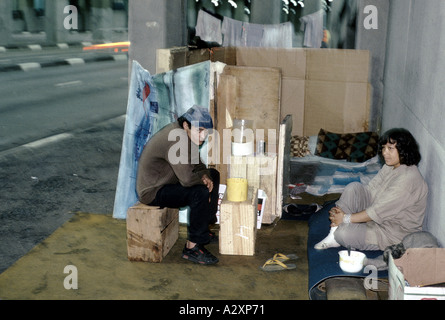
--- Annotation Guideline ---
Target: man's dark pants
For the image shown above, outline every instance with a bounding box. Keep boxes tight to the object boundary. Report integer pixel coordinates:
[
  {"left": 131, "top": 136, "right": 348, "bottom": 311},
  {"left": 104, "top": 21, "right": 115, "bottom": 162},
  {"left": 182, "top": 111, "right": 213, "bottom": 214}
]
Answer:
[{"left": 149, "top": 169, "right": 220, "bottom": 245}]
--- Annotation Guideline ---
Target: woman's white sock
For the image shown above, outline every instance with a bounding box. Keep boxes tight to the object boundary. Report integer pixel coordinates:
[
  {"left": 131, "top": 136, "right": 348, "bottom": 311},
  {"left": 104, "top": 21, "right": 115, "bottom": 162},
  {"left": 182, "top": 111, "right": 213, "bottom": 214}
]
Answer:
[{"left": 314, "top": 226, "right": 341, "bottom": 250}]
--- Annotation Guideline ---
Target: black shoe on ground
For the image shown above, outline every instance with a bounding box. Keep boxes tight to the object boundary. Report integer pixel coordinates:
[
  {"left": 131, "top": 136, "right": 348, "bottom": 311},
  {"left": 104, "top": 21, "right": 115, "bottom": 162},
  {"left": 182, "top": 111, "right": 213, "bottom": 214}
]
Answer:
[{"left": 182, "top": 244, "right": 219, "bottom": 265}]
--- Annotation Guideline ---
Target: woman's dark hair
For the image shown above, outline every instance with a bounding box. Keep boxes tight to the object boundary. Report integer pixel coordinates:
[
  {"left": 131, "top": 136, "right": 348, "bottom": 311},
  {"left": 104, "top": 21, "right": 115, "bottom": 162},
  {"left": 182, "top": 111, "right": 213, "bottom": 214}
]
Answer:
[{"left": 378, "top": 128, "right": 421, "bottom": 166}]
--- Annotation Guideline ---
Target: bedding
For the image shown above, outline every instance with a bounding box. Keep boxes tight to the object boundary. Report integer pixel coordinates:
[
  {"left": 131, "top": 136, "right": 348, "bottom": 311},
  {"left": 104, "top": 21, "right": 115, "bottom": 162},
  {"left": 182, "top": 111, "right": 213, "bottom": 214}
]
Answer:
[
  {"left": 307, "top": 201, "right": 387, "bottom": 300},
  {"left": 289, "top": 155, "right": 381, "bottom": 197},
  {"left": 315, "top": 129, "right": 379, "bottom": 163},
  {"left": 288, "top": 131, "right": 382, "bottom": 198}
]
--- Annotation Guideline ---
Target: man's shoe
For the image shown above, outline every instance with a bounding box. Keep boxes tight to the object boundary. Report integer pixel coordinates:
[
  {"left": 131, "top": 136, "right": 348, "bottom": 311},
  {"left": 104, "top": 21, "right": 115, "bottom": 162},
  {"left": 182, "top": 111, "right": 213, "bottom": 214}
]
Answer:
[
  {"left": 182, "top": 244, "right": 219, "bottom": 265},
  {"left": 208, "top": 231, "right": 218, "bottom": 244}
]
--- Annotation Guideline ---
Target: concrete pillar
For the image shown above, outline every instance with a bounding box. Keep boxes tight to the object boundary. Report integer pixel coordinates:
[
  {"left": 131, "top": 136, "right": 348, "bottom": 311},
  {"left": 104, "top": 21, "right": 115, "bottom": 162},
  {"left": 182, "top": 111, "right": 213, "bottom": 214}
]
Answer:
[
  {"left": 129, "top": 0, "right": 186, "bottom": 74},
  {"left": 250, "top": 0, "right": 282, "bottom": 24},
  {"left": 90, "top": 0, "right": 114, "bottom": 42},
  {"left": 355, "top": 0, "right": 390, "bottom": 132},
  {"left": 0, "top": 1, "right": 12, "bottom": 46},
  {"left": 45, "top": 0, "right": 70, "bottom": 45}
]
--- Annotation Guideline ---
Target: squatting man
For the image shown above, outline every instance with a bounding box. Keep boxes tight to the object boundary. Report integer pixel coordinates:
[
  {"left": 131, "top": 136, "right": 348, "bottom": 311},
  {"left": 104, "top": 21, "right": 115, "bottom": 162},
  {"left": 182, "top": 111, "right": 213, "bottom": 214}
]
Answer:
[{"left": 136, "top": 105, "right": 220, "bottom": 265}]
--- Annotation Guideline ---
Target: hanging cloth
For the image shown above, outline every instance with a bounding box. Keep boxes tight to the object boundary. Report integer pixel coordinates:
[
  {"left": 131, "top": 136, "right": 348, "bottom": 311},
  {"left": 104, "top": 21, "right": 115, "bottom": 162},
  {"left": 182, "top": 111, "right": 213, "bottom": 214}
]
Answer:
[
  {"left": 241, "top": 22, "right": 264, "bottom": 47},
  {"left": 299, "top": 9, "right": 325, "bottom": 48},
  {"left": 221, "top": 17, "right": 244, "bottom": 47},
  {"left": 195, "top": 9, "right": 223, "bottom": 45},
  {"left": 261, "top": 21, "right": 293, "bottom": 48}
]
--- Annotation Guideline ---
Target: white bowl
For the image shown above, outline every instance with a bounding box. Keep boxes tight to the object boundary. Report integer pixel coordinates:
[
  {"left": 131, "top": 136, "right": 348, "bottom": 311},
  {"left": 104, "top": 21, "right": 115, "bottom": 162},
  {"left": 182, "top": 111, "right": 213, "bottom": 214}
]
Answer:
[{"left": 338, "top": 250, "right": 366, "bottom": 273}]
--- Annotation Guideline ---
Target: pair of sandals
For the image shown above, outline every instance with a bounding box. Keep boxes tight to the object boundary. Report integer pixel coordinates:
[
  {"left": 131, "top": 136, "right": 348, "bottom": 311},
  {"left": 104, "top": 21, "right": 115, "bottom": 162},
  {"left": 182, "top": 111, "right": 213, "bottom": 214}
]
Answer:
[{"left": 260, "top": 253, "right": 298, "bottom": 272}]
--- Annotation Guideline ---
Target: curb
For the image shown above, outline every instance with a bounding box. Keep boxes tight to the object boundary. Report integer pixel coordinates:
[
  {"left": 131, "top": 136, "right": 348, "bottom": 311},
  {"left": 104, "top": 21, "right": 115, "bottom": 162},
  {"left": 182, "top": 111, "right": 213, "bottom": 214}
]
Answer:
[
  {"left": 0, "top": 53, "right": 128, "bottom": 73},
  {"left": 0, "top": 42, "right": 92, "bottom": 52}
]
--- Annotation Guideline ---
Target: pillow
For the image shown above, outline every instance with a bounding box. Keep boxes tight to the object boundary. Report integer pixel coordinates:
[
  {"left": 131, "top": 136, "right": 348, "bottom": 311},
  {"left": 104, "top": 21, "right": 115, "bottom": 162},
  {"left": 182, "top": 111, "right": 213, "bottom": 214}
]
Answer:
[
  {"left": 315, "top": 129, "right": 379, "bottom": 162},
  {"left": 290, "top": 135, "right": 310, "bottom": 157}
]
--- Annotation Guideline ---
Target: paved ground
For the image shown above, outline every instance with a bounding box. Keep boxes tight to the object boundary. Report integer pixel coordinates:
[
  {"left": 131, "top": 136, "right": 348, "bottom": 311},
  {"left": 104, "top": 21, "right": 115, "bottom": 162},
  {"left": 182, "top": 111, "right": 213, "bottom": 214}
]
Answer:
[{"left": 0, "top": 115, "right": 126, "bottom": 274}]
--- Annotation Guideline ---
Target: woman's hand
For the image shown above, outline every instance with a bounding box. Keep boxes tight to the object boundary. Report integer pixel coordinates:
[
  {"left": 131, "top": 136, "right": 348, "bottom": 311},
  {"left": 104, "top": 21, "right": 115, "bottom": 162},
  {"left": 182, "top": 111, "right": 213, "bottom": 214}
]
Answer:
[{"left": 329, "top": 206, "right": 345, "bottom": 227}]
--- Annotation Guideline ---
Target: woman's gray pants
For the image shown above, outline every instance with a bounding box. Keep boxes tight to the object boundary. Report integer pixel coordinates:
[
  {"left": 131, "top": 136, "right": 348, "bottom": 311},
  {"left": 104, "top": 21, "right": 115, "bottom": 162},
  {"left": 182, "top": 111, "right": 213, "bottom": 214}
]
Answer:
[{"left": 333, "top": 182, "right": 380, "bottom": 251}]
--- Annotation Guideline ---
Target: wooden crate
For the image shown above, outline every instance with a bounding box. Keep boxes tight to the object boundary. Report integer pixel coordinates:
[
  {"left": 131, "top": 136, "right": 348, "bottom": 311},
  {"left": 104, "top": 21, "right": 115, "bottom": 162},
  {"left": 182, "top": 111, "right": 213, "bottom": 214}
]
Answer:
[
  {"left": 126, "top": 203, "right": 179, "bottom": 263},
  {"left": 219, "top": 188, "right": 258, "bottom": 256}
]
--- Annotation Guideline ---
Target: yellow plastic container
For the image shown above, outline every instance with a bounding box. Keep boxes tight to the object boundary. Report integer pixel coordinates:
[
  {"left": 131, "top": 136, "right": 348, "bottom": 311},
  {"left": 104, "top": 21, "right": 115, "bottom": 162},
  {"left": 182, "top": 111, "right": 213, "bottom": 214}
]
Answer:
[{"left": 226, "top": 178, "right": 248, "bottom": 202}]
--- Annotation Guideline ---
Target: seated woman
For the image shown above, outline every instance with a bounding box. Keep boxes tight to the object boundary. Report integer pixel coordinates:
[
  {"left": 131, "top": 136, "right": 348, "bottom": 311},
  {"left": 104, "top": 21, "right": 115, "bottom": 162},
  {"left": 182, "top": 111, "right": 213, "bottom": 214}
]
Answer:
[{"left": 314, "top": 128, "right": 428, "bottom": 251}]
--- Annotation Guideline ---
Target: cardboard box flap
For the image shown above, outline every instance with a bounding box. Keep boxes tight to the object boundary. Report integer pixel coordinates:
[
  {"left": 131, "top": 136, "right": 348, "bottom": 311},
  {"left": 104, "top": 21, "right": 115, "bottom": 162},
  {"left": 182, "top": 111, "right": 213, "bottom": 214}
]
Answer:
[
  {"left": 236, "top": 47, "right": 306, "bottom": 79},
  {"left": 306, "top": 49, "right": 370, "bottom": 83},
  {"left": 395, "top": 248, "right": 445, "bottom": 287}
]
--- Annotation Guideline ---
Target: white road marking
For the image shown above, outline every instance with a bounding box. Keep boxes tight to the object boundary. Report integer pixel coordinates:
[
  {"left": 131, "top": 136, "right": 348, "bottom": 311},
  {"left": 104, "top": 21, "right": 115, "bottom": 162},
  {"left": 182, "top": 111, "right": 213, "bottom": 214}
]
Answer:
[
  {"left": 65, "top": 58, "right": 85, "bottom": 65},
  {"left": 23, "top": 133, "right": 74, "bottom": 149},
  {"left": 19, "top": 62, "right": 41, "bottom": 71},
  {"left": 55, "top": 80, "right": 83, "bottom": 88}
]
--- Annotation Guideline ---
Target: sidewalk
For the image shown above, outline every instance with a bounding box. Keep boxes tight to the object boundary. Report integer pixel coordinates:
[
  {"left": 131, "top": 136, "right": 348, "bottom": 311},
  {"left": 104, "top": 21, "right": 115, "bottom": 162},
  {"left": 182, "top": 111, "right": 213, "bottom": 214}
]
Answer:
[{"left": 0, "top": 42, "right": 128, "bottom": 73}]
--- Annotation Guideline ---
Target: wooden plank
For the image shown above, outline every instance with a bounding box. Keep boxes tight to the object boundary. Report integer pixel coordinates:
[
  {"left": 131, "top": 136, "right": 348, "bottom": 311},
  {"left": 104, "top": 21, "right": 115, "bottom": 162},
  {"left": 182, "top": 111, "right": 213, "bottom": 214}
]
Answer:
[
  {"left": 214, "top": 74, "right": 238, "bottom": 180},
  {"left": 257, "top": 154, "right": 277, "bottom": 224},
  {"left": 219, "top": 188, "right": 257, "bottom": 256},
  {"left": 276, "top": 115, "right": 292, "bottom": 220}
]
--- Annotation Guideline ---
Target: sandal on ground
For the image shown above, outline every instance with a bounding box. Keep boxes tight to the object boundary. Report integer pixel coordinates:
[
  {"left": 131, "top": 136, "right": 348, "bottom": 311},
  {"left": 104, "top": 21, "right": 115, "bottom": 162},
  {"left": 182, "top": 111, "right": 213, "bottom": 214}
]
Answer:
[
  {"left": 260, "top": 258, "right": 296, "bottom": 272},
  {"left": 182, "top": 244, "right": 219, "bottom": 265},
  {"left": 272, "top": 253, "right": 298, "bottom": 262}
]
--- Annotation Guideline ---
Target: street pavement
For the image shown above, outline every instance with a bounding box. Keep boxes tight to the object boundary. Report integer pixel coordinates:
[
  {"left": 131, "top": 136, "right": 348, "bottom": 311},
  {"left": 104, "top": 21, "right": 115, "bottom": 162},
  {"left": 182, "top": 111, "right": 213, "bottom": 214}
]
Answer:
[{"left": 0, "top": 46, "right": 129, "bottom": 274}]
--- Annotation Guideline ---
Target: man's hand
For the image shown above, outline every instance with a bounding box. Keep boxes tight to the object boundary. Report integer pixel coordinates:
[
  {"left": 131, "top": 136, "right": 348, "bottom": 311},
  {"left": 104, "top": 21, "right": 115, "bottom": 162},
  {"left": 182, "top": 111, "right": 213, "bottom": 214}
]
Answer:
[{"left": 201, "top": 174, "right": 213, "bottom": 193}]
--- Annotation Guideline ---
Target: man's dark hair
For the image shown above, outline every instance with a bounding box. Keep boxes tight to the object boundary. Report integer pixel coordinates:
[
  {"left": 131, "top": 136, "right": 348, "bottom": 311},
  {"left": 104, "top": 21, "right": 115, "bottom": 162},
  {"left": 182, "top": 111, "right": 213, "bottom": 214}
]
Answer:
[
  {"left": 178, "top": 116, "right": 191, "bottom": 129},
  {"left": 378, "top": 128, "right": 421, "bottom": 166}
]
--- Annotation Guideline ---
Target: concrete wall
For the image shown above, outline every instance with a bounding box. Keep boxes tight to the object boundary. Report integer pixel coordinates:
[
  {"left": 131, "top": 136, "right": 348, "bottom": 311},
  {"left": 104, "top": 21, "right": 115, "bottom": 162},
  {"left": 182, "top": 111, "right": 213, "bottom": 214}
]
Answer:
[
  {"left": 356, "top": 0, "right": 389, "bottom": 132},
  {"left": 382, "top": 0, "right": 445, "bottom": 246}
]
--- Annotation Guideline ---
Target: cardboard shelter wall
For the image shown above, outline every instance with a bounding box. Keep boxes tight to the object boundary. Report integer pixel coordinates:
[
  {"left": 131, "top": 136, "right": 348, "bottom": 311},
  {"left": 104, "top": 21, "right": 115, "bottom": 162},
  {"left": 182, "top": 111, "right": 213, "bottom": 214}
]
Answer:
[
  {"left": 157, "top": 46, "right": 372, "bottom": 138},
  {"left": 381, "top": 0, "right": 445, "bottom": 247}
]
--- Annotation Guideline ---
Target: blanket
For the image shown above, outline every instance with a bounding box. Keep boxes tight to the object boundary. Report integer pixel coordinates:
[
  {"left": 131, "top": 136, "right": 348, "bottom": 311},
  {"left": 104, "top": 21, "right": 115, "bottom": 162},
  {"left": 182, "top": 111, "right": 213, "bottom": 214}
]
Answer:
[{"left": 290, "top": 155, "right": 381, "bottom": 198}]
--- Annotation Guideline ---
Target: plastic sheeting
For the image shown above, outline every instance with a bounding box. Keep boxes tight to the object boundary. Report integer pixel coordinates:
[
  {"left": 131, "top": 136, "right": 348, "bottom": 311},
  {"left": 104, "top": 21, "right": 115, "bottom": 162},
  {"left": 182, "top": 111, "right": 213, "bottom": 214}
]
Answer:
[{"left": 112, "top": 60, "right": 212, "bottom": 219}]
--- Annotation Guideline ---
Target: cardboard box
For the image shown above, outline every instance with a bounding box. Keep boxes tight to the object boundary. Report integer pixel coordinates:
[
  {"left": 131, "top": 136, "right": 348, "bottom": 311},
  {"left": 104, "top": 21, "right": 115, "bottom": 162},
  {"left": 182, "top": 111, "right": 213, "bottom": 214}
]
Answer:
[
  {"left": 388, "top": 248, "right": 445, "bottom": 300},
  {"left": 281, "top": 78, "right": 305, "bottom": 136},
  {"left": 236, "top": 47, "right": 306, "bottom": 79},
  {"left": 304, "top": 80, "right": 371, "bottom": 136},
  {"left": 219, "top": 188, "right": 258, "bottom": 256},
  {"left": 305, "top": 49, "right": 370, "bottom": 83},
  {"left": 156, "top": 46, "right": 371, "bottom": 136},
  {"left": 235, "top": 47, "right": 371, "bottom": 136}
]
